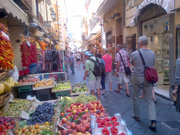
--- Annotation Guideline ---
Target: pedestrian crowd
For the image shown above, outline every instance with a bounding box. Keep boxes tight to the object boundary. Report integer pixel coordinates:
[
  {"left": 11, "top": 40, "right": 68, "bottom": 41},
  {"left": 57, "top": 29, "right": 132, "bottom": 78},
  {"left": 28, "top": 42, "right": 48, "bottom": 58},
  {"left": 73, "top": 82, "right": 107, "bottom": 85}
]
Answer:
[
  {"left": 82, "top": 35, "right": 157, "bottom": 131},
  {"left": 66, "top": 35, "right": 180, "bottom": 131}
]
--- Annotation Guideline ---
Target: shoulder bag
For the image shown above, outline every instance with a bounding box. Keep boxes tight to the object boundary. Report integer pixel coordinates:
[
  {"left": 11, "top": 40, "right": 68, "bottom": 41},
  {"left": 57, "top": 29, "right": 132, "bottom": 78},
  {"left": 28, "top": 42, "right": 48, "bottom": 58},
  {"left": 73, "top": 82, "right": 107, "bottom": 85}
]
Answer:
[
  {"left": 119, "top": 52, "right": 132, "bottom": 76},
  {"left": 138, "top": 50, "right": 158, "bottom": 83}
]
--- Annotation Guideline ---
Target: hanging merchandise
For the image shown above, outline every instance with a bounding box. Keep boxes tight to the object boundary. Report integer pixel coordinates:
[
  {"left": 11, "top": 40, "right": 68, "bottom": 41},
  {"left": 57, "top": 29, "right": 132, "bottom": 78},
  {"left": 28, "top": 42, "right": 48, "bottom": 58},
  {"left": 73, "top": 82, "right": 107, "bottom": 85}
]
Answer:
[
  {"left": 20, "top": 41, "right": 38, "bottom": 67},
  {"left": 42, "top": 50, "right": 63, "bottom": 72},
  {"left": 0, "top": 23, "right": 14, "bottom": 70}
]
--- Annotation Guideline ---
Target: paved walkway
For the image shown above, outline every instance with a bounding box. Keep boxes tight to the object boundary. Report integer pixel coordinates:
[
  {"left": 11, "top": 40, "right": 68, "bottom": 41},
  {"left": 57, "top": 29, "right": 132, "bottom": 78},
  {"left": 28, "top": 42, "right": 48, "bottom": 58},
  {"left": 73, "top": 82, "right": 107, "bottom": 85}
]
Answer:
[{"left": 68, "top": 64, "right": 180, "bottom": 135}]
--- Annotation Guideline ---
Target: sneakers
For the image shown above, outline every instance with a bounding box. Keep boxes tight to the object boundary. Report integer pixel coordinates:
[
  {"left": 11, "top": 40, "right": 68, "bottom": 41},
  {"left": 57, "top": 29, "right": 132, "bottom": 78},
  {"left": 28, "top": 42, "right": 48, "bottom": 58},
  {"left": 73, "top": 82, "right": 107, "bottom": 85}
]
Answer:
[{"left": 149, "top": 120, "right": 157, "bottom": 131}]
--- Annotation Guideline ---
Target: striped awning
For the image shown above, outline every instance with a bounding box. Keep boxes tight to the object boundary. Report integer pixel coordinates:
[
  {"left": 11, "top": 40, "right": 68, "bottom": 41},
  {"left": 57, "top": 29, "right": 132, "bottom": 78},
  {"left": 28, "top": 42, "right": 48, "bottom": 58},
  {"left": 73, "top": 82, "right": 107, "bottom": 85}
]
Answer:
[{"left": 0, "top": 0, "right": 28, "bottom": 25}]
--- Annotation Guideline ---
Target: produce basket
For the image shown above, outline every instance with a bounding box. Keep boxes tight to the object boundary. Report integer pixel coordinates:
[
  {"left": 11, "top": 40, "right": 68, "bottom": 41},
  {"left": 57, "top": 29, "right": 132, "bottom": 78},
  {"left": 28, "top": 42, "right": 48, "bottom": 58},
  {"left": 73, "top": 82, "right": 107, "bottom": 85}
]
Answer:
[
  {"left": 0, "top": 92, "right": 10, "bottom": 108},
  {"left": 18, "top": 85, "right": 35, "bottom": 99},
  {"left": 52, "top": 81, "right": 72, "bottom": 93},
  {"left": 71, "top": 82, "right": 90, "bottom": 96},
  {"left": 55, "top": 91, "right": 70, "bottom": 98},
  {"left": 35, "top": 89, "right": 53, "bottom": 101}
]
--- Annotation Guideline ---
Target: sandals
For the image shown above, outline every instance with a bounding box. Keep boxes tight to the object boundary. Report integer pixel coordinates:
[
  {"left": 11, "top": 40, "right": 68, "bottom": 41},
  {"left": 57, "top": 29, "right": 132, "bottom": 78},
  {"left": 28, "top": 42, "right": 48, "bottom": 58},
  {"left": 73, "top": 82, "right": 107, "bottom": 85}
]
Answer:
[
  {"left": 132, "top": 115, "right": 140, "bottom": 121},
  {"left": 114, "top": 90, "right": 120, "bottom": 93},
  {"left": 149, "top": 120, "right": 157, "bottom": 131}
]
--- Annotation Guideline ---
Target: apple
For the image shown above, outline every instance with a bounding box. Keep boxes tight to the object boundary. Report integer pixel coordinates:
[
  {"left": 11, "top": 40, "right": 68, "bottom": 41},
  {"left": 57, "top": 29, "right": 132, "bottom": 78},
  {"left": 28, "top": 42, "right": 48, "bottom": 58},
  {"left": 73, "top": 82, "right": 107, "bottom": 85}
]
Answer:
[
  {"left": 62, "top": 130, "right": 67, "bottom": 135},
  {"left": 84, "top": 123, "right": 90, "bottom": 130},
  {"left": 66, "top": 108, "right": 71, "bottom": 112},
  {"left": 80, "top": 103, "right": 84, "bottom": 107},
  {"left": 73, "top": 115, "right": 78, "bottom": 120},
  {"left": 62, "top": 117, "right": 67, "bottom": 124},
  {"left": 61, "top": 112, "right": 65, "bottom": 117},
  {"left": 35, "top": 124, "right": 39, "bottom": 129},
  {"left": 71, "top": 122, "right": 76, "bottom": 129},
  {"left": 68, "top": 129, "right": 73, "bottom": 134},
  {"left": 80, "top": 126, "right": 86, "bottom": 133},
  {"left": 76, "top": 124, "right": 81, "bottom": 132},
  {"left": 82, "top": 114, "right": 87, "bottom": 120},
  {"left": 72, "top": 109, "right": 77, "bottom": 115},
  {"left": 67, "top": 125, "right": 71, "bottom": 129},
  {"left": 72, "top": 130, "right": 77, "bottom": 134},
  {"left": 57, "top": 131, "right": 62, "bottom": 135},
  {"left": 67, "top": 121, "right": 71, "bottom": 125},
  {"left": 84, "top": 108, "right": 88, "bottom": 112}
]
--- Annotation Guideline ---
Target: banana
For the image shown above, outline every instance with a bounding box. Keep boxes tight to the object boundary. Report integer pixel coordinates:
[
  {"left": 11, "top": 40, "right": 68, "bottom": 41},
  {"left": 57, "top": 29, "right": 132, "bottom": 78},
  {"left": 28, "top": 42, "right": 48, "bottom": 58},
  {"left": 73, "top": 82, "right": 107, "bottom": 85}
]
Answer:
[
  {"left": 0, "top": 83, "right": 4, "bottom": 94},
  {"left": 3, "top": 82, "right": 11, "bottom": 93}
]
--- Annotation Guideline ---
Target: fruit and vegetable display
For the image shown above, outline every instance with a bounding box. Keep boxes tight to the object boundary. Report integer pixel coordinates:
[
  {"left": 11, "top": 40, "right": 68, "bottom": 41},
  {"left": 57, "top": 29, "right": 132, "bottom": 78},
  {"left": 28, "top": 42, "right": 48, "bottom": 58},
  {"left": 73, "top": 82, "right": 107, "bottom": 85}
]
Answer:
[
  {"left": 0, "top": 77, "right": 18, "bottom": 94},
  {"left": 34, "top": 79, "right": 54, "bottom": 87},
  {"left": 27, "top": 102, "right": 54, "bottom": 125},
  {"left": 0, "top": 99, "right": 31, "bottom": 117},
  {"left": 0, "top": 117, "right": 16, "bottom": 135},
  {"left": 0, "top": 23, "right": 14, "bottom": 70},
  {"left": 14, "top": 122, "right": 52, "bottom": 135},
  {"left": 72, "top": 82, "right": 88, "bottom": 94},
  {"left": 53, "top": 81, "right": 71, "bottom": 91},
  {"left": 18, "top": 77, "right": 39, "bottom": 85}
]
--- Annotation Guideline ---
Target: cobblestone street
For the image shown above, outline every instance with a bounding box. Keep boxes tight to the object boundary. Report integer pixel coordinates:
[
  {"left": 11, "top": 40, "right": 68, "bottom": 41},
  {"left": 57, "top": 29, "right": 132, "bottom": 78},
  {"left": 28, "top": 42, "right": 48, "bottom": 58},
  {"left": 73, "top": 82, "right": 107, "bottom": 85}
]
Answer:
[{"left": 68, "top": 64, "right": 180, "bottom": 135}]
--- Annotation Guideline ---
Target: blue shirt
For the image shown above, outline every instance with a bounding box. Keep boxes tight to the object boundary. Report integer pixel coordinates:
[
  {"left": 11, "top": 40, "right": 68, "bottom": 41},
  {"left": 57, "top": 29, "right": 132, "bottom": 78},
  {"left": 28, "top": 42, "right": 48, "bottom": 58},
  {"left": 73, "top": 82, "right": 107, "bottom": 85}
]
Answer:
[
  {"left": 100, "top": 59, "right": 105, "bottom": 66},
  {"left": 69, "top": 55, "right": 74, "bottom": 64}
]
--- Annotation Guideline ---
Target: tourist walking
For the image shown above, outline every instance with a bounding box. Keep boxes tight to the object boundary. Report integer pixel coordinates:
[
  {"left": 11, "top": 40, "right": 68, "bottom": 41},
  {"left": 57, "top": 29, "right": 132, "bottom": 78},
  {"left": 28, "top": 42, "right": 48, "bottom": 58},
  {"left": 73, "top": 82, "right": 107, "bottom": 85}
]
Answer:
[
  {"left": 83, "top": 51, "right": 102, "bottom": 101},
  {"left": 69, "top": 52, "right": 75, "bottom": 74},
  {"left": 102, "top": 48, "right": 113, "bottom": 93},
  {"left": 96, "top": 53, "right": 106, "bottom": 95},
  {"left": 76, "top": 52, "right": 81, "bottom": 67},
  {"left": 115, "top": 45, "right": 130, "bottom": 97},
  {"left": 130, "top": 36, "right": 157, "bottom": 130}
]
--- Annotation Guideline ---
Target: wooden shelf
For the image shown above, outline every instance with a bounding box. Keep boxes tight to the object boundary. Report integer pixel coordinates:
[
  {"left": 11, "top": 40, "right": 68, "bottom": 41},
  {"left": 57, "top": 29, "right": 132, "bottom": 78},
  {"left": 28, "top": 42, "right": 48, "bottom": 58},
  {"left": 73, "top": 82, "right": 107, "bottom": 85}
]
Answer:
[
  {"left": 33, "top": 85, "right": 54, "bottom": 91},
  {"left": 14, "top": 83, "right": 36, "bottom": 87}
]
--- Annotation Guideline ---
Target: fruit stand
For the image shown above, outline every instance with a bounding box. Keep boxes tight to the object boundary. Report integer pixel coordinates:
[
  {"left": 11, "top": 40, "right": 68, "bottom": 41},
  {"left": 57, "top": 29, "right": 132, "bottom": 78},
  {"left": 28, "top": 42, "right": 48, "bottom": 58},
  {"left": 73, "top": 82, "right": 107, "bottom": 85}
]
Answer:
[{"left": 71, "top": 82, "right": 90, "bottom": 96}]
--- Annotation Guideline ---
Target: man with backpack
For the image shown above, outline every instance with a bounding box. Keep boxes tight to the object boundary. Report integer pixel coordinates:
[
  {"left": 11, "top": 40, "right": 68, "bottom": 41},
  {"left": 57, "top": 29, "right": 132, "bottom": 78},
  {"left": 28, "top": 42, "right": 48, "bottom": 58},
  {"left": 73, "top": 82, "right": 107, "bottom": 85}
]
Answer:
[{"left": 83, "top": 51, "right": 105, "bottom": 101}]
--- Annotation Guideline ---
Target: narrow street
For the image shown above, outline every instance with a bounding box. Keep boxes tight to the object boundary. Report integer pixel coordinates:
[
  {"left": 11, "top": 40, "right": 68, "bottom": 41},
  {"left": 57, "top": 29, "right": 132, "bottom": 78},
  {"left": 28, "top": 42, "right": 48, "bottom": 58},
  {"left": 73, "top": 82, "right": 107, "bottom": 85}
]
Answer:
[{"left": 68, "top": 64, "right": 180, "bottom": 135}]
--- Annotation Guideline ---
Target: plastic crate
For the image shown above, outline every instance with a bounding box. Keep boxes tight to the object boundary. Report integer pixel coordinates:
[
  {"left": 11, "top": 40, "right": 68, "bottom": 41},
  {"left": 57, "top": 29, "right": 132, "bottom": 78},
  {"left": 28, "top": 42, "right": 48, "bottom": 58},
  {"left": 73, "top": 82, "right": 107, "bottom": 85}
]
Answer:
[
  {"left": 18, "top": 86, "right": 34, "bottom": 99},
  {"left": 35, "top": 89, "right": 52, "bottom": 101},
  {"left": 55, "top": 91, "right": 70, "bottom": 98}
]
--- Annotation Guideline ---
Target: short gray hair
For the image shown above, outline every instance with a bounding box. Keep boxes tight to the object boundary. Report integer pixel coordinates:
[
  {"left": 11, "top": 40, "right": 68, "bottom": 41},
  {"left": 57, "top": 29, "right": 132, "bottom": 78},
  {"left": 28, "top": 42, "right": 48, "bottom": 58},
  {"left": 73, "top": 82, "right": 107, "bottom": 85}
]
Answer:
[
  {"left": 138, "top": 36, "right": 148, "bottom": 45},
  {"left": 116, "top": 44, "right": 122, "bottom": 49},
  {"left": 105, "top": 48, "right": 109, "bottom": 53}
]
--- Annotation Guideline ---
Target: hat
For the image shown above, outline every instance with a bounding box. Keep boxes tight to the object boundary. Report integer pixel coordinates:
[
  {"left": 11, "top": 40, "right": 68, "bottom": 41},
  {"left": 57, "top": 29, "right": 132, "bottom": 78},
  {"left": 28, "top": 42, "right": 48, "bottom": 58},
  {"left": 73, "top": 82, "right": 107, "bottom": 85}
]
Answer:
[{"left": 84, "top": 51, "right": 92, "bottom": 56}]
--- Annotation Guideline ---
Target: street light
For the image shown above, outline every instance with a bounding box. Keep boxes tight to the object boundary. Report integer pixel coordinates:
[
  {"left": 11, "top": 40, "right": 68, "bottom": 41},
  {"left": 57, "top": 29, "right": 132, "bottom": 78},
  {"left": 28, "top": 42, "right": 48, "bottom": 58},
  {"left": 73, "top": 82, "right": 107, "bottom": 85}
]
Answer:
[{"left": 51, "top": 12, "right": 56, "bottom": 21}]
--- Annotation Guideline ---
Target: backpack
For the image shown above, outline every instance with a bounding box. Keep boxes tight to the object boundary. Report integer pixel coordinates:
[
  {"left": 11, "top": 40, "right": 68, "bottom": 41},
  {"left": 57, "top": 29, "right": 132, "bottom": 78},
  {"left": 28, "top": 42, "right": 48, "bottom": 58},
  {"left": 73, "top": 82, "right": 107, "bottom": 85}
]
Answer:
[{"left": 88, "top": 57, "right": 105, "bottom": 76}]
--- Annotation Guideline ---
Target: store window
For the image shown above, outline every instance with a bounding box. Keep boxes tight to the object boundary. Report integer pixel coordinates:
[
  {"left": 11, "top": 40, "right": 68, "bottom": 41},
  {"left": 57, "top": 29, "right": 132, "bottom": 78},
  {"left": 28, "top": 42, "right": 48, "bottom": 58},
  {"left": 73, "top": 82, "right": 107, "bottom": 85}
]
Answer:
[
  {"left": 176, "top": 25, "right": 180, "bottom": 59},
  {"left": 142, "top": 15, "right": 169, "bottom": 87}
]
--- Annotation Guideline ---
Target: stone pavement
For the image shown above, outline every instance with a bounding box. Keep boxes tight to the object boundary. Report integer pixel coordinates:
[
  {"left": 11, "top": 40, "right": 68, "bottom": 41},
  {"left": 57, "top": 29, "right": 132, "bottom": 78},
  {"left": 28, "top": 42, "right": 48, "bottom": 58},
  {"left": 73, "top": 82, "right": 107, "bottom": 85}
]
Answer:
[{"left": 68, "top": 64, "right": 180, "bottom": 135}]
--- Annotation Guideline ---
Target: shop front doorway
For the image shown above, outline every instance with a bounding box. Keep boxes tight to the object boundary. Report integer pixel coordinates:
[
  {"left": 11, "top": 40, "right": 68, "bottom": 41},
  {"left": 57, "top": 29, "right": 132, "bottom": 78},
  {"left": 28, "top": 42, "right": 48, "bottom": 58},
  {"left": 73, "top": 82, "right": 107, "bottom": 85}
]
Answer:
[{"left": 142, "top": 15, "right": 170, "bottom": 98}]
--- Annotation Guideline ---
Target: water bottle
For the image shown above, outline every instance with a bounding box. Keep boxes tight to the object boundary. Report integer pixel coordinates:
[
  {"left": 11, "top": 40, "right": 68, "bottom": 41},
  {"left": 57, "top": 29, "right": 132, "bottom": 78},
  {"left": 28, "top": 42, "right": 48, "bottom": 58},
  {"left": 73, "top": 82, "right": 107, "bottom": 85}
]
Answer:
[{"left": 91, "top": 115, "right": 96, "bottom": 134}]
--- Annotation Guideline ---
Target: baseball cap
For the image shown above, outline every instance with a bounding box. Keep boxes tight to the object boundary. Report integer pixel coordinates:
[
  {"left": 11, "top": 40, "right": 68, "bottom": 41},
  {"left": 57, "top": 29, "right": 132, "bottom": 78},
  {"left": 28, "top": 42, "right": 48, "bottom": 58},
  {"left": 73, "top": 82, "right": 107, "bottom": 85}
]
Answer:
[{"left": 84, "top": 51, "right": 92, "bottom": 56}]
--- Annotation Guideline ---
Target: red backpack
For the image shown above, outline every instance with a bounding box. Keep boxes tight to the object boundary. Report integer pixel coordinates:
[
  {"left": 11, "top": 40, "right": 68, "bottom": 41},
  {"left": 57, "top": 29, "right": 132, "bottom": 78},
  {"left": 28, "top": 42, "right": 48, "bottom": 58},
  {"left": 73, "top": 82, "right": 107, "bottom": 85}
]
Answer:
[{"left": 138, "top": 50, "right": 158, "bottom": 83}]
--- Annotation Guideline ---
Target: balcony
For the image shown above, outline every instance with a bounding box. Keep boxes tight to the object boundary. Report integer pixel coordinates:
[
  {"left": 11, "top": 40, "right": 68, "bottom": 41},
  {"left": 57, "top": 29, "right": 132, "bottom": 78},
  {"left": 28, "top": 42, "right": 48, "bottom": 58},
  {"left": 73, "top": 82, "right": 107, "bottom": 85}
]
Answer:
[
  {"left": 13, "top": 0, "right": 32, "bottom": 11},
  {"left": 90, "top": 17, "right": 101, "bottom": 32}
]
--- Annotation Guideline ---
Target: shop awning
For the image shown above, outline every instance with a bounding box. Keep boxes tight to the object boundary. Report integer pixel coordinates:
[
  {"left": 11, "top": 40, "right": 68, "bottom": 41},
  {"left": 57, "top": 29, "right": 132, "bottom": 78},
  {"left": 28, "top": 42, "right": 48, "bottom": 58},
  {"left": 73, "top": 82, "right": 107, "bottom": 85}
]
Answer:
[
  {"left": 129, "top": 0, "right": 174, "bottom": 27},
  {"left": 0, "top": 0, "right": 28, "bottom": 25}
]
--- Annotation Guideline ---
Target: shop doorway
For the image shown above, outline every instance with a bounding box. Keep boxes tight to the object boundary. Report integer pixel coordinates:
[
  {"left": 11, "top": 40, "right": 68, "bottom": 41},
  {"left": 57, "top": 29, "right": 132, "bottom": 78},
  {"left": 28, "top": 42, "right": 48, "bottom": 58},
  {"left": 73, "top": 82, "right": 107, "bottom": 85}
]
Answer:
[{"left": 142, "top": 15, "right": 169, "bottom": 97}]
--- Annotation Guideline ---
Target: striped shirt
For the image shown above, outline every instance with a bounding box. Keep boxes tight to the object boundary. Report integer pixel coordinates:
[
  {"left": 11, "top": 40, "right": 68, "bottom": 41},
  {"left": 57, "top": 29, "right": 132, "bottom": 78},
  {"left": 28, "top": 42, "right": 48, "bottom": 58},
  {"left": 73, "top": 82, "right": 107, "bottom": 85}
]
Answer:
[{"left": 115, "top": 50, "right": 130, "bottom": 72}]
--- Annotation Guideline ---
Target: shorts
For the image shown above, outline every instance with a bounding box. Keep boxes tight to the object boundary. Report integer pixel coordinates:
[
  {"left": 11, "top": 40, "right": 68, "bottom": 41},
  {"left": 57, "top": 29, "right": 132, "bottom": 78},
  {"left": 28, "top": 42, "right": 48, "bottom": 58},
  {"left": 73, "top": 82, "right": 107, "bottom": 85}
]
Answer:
[
  {"left": 89, "top": 77, "right": 102, "bottom": 91},
  {"left": 106, "top": 72, "right": 112, "bottom": 83},
  {"left": 117, "top": 72, "right": 129, "bottom": 84}
]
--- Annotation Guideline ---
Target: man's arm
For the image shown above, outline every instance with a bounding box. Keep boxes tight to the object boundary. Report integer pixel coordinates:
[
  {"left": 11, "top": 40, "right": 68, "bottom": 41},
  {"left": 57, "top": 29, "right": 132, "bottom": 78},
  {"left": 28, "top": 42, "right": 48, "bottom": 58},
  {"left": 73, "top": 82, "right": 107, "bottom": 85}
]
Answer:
[
  {"left": 83, "top": 61, "right": 89, "bottom": 80},
  {"left": 83, "top": 71, "right": 89, "bottom": 80}
]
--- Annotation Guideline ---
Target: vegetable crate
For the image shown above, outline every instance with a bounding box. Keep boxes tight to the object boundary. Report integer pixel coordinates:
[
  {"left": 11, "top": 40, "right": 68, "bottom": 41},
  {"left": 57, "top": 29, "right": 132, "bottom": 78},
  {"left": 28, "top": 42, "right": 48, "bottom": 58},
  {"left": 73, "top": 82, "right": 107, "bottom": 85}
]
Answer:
[
  {"left": 18, "top": 85, "right": 34, "bottom": 99},
  {"left": 55, "top": 91, "right": 70, "bottom": 98},
  {"left": 35, "top": 89, "right": 52, "bottom": 101}
]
